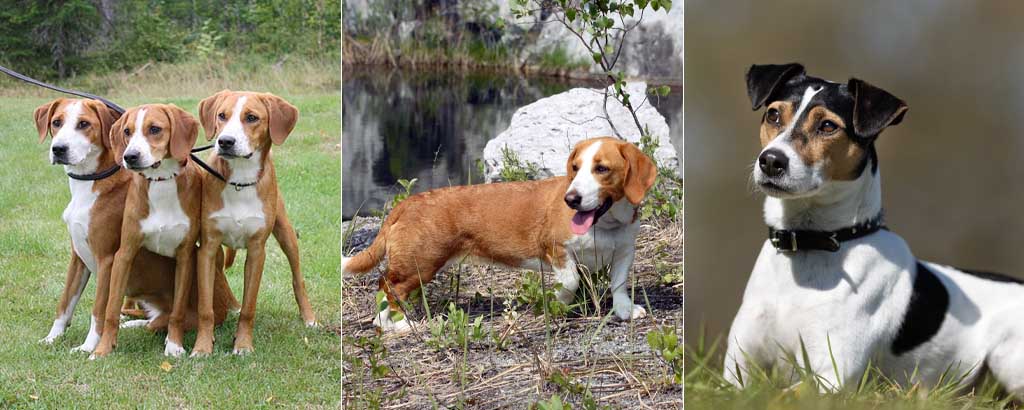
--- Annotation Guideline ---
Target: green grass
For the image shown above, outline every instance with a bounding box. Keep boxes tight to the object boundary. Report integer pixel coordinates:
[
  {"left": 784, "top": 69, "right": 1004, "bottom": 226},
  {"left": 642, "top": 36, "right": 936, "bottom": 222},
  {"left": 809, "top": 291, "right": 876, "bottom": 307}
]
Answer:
[
  {"left": 0, "top": 76, "right": 340, "bottom": 407},
  {"left": 686, "top": 334, "right": 1016, "bottom": 410}
]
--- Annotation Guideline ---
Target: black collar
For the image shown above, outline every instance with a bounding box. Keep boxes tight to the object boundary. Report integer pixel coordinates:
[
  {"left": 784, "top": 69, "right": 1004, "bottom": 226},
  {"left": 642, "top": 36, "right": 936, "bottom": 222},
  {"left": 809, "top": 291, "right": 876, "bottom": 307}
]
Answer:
[
  {"left": 768, "top": 212, "right": 886, "bottom": 252},
  {"left": 67, "top": 164, "right": 121, "bottom": 181},
  {"left": 146, "top": 173, "right": 179, "bottom": 182},
  {"left": 229, "top": 180, "right": 258, "bottom": 191}
]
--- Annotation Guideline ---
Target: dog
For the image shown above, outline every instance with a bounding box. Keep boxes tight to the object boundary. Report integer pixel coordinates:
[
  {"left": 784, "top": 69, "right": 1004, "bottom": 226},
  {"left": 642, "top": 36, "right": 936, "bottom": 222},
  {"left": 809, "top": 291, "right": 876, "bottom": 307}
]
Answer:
[
  {"left": 192, "top": 90, "right": 316, "bottom": 356},
  {"left": 34, "top": 98, "right": 191, "bottom": 352},
  {"left": 724, "top": 63, "right": 1024, "bottom": 393},
  {"left": 342, "top": 136, "right": 657, "bottom": 332},
  {"left": 90, "top": 104, "right": 238, "bottom": 358}
]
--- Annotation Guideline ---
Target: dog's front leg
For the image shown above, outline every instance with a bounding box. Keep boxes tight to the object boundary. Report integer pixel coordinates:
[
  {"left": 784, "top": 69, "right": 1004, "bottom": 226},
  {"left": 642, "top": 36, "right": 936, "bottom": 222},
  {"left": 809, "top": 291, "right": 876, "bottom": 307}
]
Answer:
[
  {"left": 164, "top": 244, "right": 196, "bottom": 357},
  {"left": 609, "top": 247, "right": 646, "bottom": 321},
  {"left": 191, "top": 238, "right": 221, "bottom": 357},
  {"left": 42, "top": 250, "right": 88, "bottom": 344},
  {"left": 791, "top": 332, "right": 872, "bottom": 393},
  {"left": 72, "top": 255, "right": 114, "bottom": 354},
  {"left": 233, "top": 237, "right": 268, "bottom": 355},
  {"left": 91, "top": 239, "right": 141, "bottom": 359}
]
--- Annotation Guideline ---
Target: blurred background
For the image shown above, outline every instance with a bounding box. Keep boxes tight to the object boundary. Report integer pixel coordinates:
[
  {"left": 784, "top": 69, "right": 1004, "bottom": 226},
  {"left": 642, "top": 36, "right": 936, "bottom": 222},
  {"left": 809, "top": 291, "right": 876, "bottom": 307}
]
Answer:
[{"left": 685, "top": 0, "right": 1024, "bottom": 354}]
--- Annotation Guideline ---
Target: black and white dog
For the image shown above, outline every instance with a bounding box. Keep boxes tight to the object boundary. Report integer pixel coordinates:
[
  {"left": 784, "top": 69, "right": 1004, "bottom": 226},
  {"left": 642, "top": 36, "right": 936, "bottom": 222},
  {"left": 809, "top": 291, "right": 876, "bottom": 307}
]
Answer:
[{"left": 724, "top": 63, "right": 1024, "bottom": 393}]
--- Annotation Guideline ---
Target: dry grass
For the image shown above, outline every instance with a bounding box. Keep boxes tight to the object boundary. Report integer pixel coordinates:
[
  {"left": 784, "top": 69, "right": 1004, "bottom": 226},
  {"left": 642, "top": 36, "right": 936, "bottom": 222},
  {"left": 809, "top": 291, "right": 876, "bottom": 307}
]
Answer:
[{"left": 341, "top": 215, "right": 683, "bottom": 409}]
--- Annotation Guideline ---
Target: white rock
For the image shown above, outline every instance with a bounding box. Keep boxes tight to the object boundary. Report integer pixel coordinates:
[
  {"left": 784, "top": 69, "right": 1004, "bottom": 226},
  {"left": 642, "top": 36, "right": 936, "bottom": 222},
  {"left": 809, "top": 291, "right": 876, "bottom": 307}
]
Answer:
[{"left": 483, "top": 82, "right": 679, "bottom": 182}]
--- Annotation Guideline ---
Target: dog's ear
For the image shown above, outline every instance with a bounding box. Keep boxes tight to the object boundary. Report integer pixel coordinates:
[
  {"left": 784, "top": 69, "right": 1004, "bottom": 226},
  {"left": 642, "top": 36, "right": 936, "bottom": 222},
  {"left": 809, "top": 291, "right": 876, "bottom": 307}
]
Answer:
[
  {"left": 619, "top": 141, "right": 658, "bottom": 206},
  {"left": 86, "top": 99, "right": 120, "bottom": 151},
  {"left": 34, "top": 99, "right": 64, "bottom": 142},
  {"left": 565, "top": 141, "right": 582, "bottom": 178},
  {"left": 746, "top": 63, "right": 805, "bottom": 110},
  {"left": 848, "top": 78, "right": 908, "bottom": 139},
  {"left": 260, "top": 93, "right": 299, "bottom": 145},
  {"left": 167, "top": 105, "right": 199, "bottom": 162},
  {"left": 198, "top": 89, "right": 230, "bottom": 141},
  {"left": 108, "top": 111, "right": 130, "bottom": 166}
]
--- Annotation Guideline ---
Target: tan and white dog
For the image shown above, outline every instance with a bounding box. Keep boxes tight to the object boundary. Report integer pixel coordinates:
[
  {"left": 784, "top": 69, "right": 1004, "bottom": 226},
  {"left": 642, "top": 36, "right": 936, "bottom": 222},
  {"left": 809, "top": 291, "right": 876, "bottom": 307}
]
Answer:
[
  {"left": 342, "top": 137, "right": 657, "bottom": 332},
  {"left": 192, "top": 90, "right": 316, "bottom": 356},
  {"left": 90, "top": 104, "right": 238, "bottom": 358},
  {"left": 34, "top": 98, "right": 185, "bottom": 352}
]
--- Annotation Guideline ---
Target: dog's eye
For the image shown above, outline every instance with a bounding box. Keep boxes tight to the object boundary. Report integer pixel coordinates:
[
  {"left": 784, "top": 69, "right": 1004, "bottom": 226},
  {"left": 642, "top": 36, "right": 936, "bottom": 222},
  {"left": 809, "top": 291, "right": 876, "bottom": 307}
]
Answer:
[
  {"left": 818, "top": 120, "right": 839, "bottom": 134},
  {"left": 149, "top": 126, "right": 162, "bottom": 135},
  {"left": 52, "top": 119, "right": 62, "bottom": 128},
  {"left": 246, "top": 114, "right": 259, "bottom": 123},
  {"left": 218, "top": 113, "right": 227, "bottom": 121},
  {"left": 765, "top": 108, "right": 781, "bottom": 125},
  {"left": 572, "top": 164, "right": 579, "bottom": 172},
  {"left": 76, "top": 121, "right": 89, "bottom": 130},
  {"left": 123, "top": 128, "right": 130, "bottom": 136},
  {"left": 595, "top": 165, "right": 609, "bottom": 173}
]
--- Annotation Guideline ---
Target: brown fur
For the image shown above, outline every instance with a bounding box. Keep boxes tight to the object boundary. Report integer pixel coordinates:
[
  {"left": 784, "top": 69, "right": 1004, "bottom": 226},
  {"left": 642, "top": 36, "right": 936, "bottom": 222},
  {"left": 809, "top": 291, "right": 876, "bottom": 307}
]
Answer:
[
  {"left": 759, "top": 102, "right": 867, "bottom": 181},
  {"left": 193, "top": 90, "right": 315, "bottom": 355},
  {"left": 345, "top": 137, "right": 658, "bottom": 317}
]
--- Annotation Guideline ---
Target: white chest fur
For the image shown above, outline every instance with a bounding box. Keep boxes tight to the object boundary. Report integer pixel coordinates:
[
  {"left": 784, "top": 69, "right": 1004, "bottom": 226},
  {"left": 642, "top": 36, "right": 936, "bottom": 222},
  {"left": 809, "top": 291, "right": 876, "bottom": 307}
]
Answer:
[
  {"left": 63, "top": 179, "right": 98, "bottom": 273},
  {"left": 563, "top": 200, "right": 639, "bottom": 270},
  {"left": 210, "top": 187, "right": 266, "bottom": 249},
  {"left": 139, "top": 180, "right": 190, "bottom": 257}
]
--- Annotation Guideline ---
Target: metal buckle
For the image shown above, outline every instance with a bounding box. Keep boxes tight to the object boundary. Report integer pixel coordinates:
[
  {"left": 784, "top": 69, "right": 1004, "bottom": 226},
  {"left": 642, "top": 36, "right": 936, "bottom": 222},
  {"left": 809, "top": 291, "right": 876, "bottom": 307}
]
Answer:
[
  {"left": 789, "top": 231, "right": 798, "bottom": 252},
  {"left": 827, "top": 232, "right": 840, "bottom": 251}
]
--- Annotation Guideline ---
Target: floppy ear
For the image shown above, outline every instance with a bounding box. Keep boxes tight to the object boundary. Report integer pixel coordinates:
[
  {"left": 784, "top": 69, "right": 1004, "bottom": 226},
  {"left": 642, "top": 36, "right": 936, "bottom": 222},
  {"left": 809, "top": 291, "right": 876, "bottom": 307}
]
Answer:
[
  {"left": 87, "top": 100, "right": 120, "bottom": 151},
  {"left": 848, "top": 78, "right": 908, "bottom": 139},
  {"left": 746, "top": 63, "right": 805, "bottom": 110},
  {"left": 619, "top": 141, "right": 658, "bottom": 205},
  {"left": 262, "top": 94, "right": 299, "bottom": 145},
  {"left": 34, "top": 99, "right": 63, "bottom": 142},
  {"left": 168, "top": 105, "right": 199, "bottom": 162},
  {"left": 198, "top": 89, "right": 230, "bottom": 141},
  {"left": 108, "top": 112, "right": 129, "bottom": 166},
  {"left": 565, "top": 142, "right": 581, "bottom": 177}
]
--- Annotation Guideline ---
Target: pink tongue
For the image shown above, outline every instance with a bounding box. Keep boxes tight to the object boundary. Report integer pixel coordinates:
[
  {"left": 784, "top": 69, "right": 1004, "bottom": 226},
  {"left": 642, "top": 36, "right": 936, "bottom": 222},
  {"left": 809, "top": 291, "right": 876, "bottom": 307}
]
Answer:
[{"left": 570, "top": 210, "right": 596, "bottom": 235}]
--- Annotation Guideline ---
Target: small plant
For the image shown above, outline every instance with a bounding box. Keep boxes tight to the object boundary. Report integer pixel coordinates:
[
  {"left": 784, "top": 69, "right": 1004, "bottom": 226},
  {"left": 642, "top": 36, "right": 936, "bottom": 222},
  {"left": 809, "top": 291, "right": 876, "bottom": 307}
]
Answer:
[
  {"left": 647, "top": 326, "right": 683, "bottom": 384},
  {"left": 375, "top": 177, "right": 418, "bottom": 218},
  {"left": 343, "top": 331, "right": 395, "bottom": 408},
  {"left": 516, "top": 272, "right": 570, "bottom": 317},
  {"left": 427, "top": 302, "right": 487, "bottom": 350},
  {"left": 532, "top": 394, "right": 570, "bottom": 410},
  {"left": 546, "top": 371, "right": 609, "bottom": 410},
  {"left": 636, "top": 128, "right": 682, "bottom": 221},
  {"left": 499, "top": 145, "right": 540, "bottom": 182}
]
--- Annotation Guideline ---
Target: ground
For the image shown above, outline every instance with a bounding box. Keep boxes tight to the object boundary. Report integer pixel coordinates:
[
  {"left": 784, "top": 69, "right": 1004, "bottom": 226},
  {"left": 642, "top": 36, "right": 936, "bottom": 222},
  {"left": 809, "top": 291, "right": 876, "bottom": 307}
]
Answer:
[
  {"left": 341, "top": 214, "right": 683, "bottom": 409},
  {"left": 0, "top": 61, "right": 341, "bottom": 408}
]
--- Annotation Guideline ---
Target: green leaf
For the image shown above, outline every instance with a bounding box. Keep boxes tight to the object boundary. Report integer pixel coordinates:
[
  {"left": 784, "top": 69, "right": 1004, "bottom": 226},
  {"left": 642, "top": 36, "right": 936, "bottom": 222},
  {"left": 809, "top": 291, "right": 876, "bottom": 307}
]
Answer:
[
  {"left": 647, "top": 331, "right": 663, "bottom": 350},
  {"left": 662, "top": 0, "right": 673, "bottom": 11},
  {"left": 592, "top": 52, "right": 602, "bottom": 64},
  {"left": 658, "top": 85, "right": 671, "bottom": 96},
  {"left": 565, "top": 8, "right": 576, "bottom": 22}
]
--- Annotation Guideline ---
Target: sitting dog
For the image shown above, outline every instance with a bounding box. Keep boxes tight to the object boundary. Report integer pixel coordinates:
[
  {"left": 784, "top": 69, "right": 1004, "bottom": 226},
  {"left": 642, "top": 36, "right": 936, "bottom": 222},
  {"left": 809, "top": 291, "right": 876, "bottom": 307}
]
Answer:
[
  {"left": 342, "top": 137, "right": 657, "bottom": 332},
  {"left": 91, "top": 104, "right": 238, "bottom": 358},
  {"left": 725, "top": 63, "right": 1024, "bottom": 393}
]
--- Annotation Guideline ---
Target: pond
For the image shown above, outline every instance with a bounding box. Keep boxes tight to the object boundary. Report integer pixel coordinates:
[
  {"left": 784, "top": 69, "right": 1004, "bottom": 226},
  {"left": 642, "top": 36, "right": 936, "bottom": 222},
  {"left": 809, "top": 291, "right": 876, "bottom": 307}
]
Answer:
[{"left": 341, "top": 66, "right": 682, "bottom": 220}]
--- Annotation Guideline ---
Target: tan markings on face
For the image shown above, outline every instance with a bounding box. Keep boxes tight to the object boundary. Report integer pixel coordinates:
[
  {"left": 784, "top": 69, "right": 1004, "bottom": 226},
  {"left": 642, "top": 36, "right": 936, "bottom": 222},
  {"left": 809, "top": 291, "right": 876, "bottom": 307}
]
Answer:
[
  {"left": 591, "top": 141, "right": 629, "bottom": 201},
  {"left": 124, "top": 107, "right": 173, "bottom": 160},
  {"left": 759, "top": 101, "right": 795, "bottom": 147},
  {"left": 213, "top": 94, "right": 271, "bottom": 150},
  {"left": 50, "top": 100, "right": 106, "bottom": 146},
  {"left": 765, "top": 103, "right": 866, "bottom": 181}
]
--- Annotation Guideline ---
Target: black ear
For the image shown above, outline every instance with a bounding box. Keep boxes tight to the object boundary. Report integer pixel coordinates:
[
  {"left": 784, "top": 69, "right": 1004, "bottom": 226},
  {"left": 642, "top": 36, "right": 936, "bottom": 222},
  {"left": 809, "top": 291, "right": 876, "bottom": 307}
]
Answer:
[
  {"left": 746, "top": 63, "right": 805, "bottom": 110},
  {"left": 848, "top": 78, "right": 908, "bottom": 139}
]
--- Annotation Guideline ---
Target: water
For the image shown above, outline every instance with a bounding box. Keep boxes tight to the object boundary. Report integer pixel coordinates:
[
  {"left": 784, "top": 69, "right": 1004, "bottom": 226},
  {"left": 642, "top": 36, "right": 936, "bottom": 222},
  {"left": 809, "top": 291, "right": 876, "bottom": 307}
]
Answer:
[
  {"left": 342, "top": 67, "right": 682, "bottom": 219},
  {"left": 686, "top": 0, "right": 1024, "bottom": 346}
]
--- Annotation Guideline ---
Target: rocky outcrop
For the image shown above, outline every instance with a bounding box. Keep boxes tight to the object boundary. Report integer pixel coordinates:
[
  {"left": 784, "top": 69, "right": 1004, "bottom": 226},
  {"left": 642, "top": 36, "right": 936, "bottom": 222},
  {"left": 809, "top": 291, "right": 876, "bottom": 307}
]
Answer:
[{"left": 482, "top": 82, "right": 679, "bottom": 182}]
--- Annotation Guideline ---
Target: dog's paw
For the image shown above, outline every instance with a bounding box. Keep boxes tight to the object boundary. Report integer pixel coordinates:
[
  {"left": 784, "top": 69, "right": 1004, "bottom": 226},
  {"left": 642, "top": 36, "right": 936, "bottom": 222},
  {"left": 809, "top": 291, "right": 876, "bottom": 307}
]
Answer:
[
  {"left": 164, "top": 340, "right": 185, "bottom": 358},
  {"left": 305, "top": 320, "right": 319, "bottom": 328},
  {"left": 120, "top": 319, "right": 150, "bottom": 329},
  {"left": 614, "top": 303, "right": 647, "bottom": 321},
  {"left": 70, "top": 340, "right": 97, "bottom": 353},
  {"left": 232, "top": 346, "right": 254, "bottom": 356}
]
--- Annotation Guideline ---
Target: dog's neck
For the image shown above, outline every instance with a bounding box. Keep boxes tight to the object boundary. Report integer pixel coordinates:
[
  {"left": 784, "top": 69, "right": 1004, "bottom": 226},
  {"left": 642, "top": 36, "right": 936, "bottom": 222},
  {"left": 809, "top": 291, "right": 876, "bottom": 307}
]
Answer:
[
  {"left": 763, "top": 162, "right": 882, "bottom": 231},
  {"left": 221, "top": 149, "right": 264, "bottom": 185},
  {"left": 596, "top": 198, "right": 638, "bottom": 230}
]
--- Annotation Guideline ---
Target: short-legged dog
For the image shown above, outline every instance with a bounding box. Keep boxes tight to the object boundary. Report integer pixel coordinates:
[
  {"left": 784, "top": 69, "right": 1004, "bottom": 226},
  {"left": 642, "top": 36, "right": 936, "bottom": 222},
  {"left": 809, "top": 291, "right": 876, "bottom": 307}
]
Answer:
[
  {"left": 91, "top": 104, "right": 238, "bottom": 358},
  {"left": 725, "top": 63, "right": 1024, "bottom": 393},
  {"left": 34, "top": 98, "right": 182, "bottom": 352},
  {"left": 192, "top": 90, "right": 316, "bottom": 356},
  {"left": 342, "top": 137, "right": 657, "bottom": 332}
]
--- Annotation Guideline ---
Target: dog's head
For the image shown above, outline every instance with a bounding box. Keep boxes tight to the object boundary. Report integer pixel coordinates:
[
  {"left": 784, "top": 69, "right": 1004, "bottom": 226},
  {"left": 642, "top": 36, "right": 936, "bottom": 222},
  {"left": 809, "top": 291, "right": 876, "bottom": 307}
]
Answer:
[
  {"left": 34, "top": 98, "right": 119, "bottom": 168},
  {"left": 563, "top": 137, "right": 657, "bottom": 235},
  {"left": 109, "top": 104, "right": 198, "bottom": 172},
  {"left": 197, "top": 90, "right": 299, "bottom": 160},
  {"left": 747, "top": 63, "right": 908, "bottom": 198}
]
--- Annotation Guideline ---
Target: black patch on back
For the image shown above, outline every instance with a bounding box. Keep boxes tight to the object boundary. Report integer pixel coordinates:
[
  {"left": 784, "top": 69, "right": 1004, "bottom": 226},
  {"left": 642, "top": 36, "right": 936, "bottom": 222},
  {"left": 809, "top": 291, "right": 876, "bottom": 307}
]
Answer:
[
  {"left": 891, "top": 262, "right": 949, "bottom": 356},
  {"left": 956, "top": 267, "right": 1024, "bottom": 284}
]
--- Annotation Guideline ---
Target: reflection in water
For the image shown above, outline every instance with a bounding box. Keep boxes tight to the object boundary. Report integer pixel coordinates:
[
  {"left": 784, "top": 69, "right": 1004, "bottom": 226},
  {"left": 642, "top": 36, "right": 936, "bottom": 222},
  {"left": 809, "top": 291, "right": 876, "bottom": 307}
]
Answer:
[
  {"left": 342, "top": 67, "right": 682, "bottom": 219},
  {"left": 686, "top": 0, "right": 1024, "bottom": 348}
]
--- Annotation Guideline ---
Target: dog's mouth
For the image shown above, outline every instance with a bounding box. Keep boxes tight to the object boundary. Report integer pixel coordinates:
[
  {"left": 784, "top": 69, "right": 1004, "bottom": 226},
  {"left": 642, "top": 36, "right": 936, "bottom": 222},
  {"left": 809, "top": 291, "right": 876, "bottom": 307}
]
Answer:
[
  {"left": 219, "top": 150, "right": 254, "bottom": 159},
  {"left": 570, "top": 197, "right": 613, "bottom": 235},
  {"left": 128, "top": 162, "right": 161, "bottom": 171},
  {"left": 758, "top": 180, "right": 792, "bottom": 195}
]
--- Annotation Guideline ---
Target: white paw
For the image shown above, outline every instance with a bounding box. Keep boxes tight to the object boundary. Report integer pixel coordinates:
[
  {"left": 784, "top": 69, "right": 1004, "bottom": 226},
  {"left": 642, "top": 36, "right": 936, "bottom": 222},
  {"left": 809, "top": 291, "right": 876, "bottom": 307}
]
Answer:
[
  {"left": 374, "top": 310, "right": 413, "bottom": 334},
  {"left": 232, "top": 347, "right": 253, "bottom": 356},
  {"left": 164, "top": 340, "right": 185, "bottom": 357},
  {"left": 40, "top": 335, "right": 59, "bottom": 345},
  {"left": 71, "top": 340, "right": 97, "bottom": 353},
  {"left": 88, "top": 353, "right": 97, "bottom": 361},
  {"left": 614, "top": 303, "right": 647, "bottom": 321},
  {"left": 305, "top": 321, "right": 319, "bottom": 328},
  {"left": 120, "top": 319, "right": 151, "bottom": 329}
]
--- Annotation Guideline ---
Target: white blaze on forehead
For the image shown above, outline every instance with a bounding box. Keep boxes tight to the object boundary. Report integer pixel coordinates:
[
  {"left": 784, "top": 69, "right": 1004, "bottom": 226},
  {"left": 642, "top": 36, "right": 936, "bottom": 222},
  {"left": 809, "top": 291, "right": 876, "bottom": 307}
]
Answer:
[
  {"left": 762, "top": 86, "right": 823, "bottom": 163},
  {"left": 125, "top": 108, "right": 156, "bottom": 166},
  {"left": 218, "top": 96, "right": 255, "bottom": 154},
  {"left": 51, "top": 101, "right": 97, "bottom": 168},
  {"left": 568, "top": 141, "right": 603, "bottom": 211}
]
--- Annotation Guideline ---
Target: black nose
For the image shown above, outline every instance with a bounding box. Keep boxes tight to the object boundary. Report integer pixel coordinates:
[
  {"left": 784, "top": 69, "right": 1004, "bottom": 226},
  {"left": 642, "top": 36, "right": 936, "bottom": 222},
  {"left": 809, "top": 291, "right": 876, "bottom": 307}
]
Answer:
[
  {"left": 123, "top": 152, "right": 139, "bottom": 165},
  {"left": 564, "top": 191, "right": 582, "bottom": 209},
  {"left": 51, "top": 145, "right": 67, "bottom": 157},
  {"left": 758, "top": 148, "right": 789, "bottom": 178},
  {"left": 218, "top": 137, "right": 235, "bottom": 149}
]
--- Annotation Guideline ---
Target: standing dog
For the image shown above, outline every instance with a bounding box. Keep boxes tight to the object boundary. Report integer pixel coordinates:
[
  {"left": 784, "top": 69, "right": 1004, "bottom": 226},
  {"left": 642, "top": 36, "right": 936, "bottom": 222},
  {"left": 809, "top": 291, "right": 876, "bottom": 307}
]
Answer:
[
  {"left": 34, "top": 98, "right": 183, "bottom": 352},
  {"left": 91, "top": 104, "right": 238, "bottom": 358},
  {"left": 342, "top": 137, "right": 657, "bottom": 332},
  {"left": 725, "top": 63, "right": 1024, "bottom": 393},
  {"left": 192, "top": 90, "right": 316, "bottom": 356}
]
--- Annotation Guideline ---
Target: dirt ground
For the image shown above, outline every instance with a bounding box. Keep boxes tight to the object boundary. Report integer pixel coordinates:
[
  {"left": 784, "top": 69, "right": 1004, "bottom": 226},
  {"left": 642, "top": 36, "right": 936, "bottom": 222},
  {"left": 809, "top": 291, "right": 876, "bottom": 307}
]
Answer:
[{"left": 342, "top": 216, "right": 683, "bottom": 409}]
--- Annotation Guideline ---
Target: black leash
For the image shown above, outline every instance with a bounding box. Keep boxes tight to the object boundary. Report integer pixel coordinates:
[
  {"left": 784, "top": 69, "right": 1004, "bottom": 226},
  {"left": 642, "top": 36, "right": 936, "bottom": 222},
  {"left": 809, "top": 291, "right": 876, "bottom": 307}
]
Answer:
[
  {"left": 768, "top": 212, "right": 886, "bottom": 252},
  {"left": 1, "top": 64, "right": 236, "bottom": 185}
]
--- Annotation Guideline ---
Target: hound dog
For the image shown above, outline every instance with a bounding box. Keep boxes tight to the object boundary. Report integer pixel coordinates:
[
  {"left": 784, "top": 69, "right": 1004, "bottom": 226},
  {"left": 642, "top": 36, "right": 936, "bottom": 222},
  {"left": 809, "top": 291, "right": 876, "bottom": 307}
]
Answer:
[
  {"left": 34, "top": 98, "right": 187, "bottom": 352},
  {"left": 90, "top": 104, "right": 238, "bottom": 358},
  {"left": 192, "top": 90, "right": 316, "bottom": 356},
  {"left": 724, "top": 63, "right": 1024, "bottom": 393},
  {"left": 342, "top": 137, "right": 657, "bottom": 332}
]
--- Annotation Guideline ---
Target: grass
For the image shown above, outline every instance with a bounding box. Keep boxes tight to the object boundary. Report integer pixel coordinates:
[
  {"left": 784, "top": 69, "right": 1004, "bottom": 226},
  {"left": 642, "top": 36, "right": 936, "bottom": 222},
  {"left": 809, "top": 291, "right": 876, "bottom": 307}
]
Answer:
[
  {"left": 686, "top": 333, "right": 1018, "bottom": 410},
  {"left": 0, "top": 60, "right": 340, "bottom": 408}
]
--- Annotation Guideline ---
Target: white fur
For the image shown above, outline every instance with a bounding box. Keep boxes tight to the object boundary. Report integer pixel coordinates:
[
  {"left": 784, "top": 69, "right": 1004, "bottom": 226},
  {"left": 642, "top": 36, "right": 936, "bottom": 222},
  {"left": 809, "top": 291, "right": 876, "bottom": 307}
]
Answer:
[
  {"left": 217, "top": 96, "right": 256, "bottom": 157},
  {"left": 164, "top": 337, "right": 185, "bottom": 357},
  {"left": 373, "top": 309, "right": 412, "bottom": 334},
  {"left": 726, "top": 155, "right": 1024, "bottom": 394},
  {"left": 72, "top": 316, "right": 100, "bottom": 353},
  {"left": 567, "top": 141, "right": 604, "bottom": 211},
  {"left": 123, "top": 108, "right": 157, "bottom": 168},
  {"left": 50, "top": 101, "right": 99, "bottom": 169},
  {"left": 210, "top": 167, "right": 266, "bottom": 249},
  {"left": 138, "top": 171, "right": 190, "bottom": 258},
  {"left": 754, "top": 86, "right": 825, "bottom": 197},
  {"left": 40, "top": 268, "right": 92, "bottom": 344}
]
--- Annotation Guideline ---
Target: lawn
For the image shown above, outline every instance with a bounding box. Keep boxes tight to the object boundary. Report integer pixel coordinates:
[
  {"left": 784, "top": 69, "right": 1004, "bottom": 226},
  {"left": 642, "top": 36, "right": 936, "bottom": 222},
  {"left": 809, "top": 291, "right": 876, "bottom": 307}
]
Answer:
[{"left": 0, "top": 60, "right": 341, "bottom": 408}]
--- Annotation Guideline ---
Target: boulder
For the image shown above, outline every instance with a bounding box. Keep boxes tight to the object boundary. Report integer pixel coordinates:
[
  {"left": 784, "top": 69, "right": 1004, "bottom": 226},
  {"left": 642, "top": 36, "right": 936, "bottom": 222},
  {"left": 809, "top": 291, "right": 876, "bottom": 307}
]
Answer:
[{"left": 482, "top": 82, "right": 679, "bottom": 182}]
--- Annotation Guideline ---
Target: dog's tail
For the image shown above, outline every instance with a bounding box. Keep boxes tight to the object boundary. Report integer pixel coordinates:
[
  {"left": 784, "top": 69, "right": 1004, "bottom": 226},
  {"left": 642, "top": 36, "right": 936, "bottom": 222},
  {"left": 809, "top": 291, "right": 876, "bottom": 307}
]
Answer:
[{"left": 342, "top": 205, "right": 405, "bottom": 275}]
